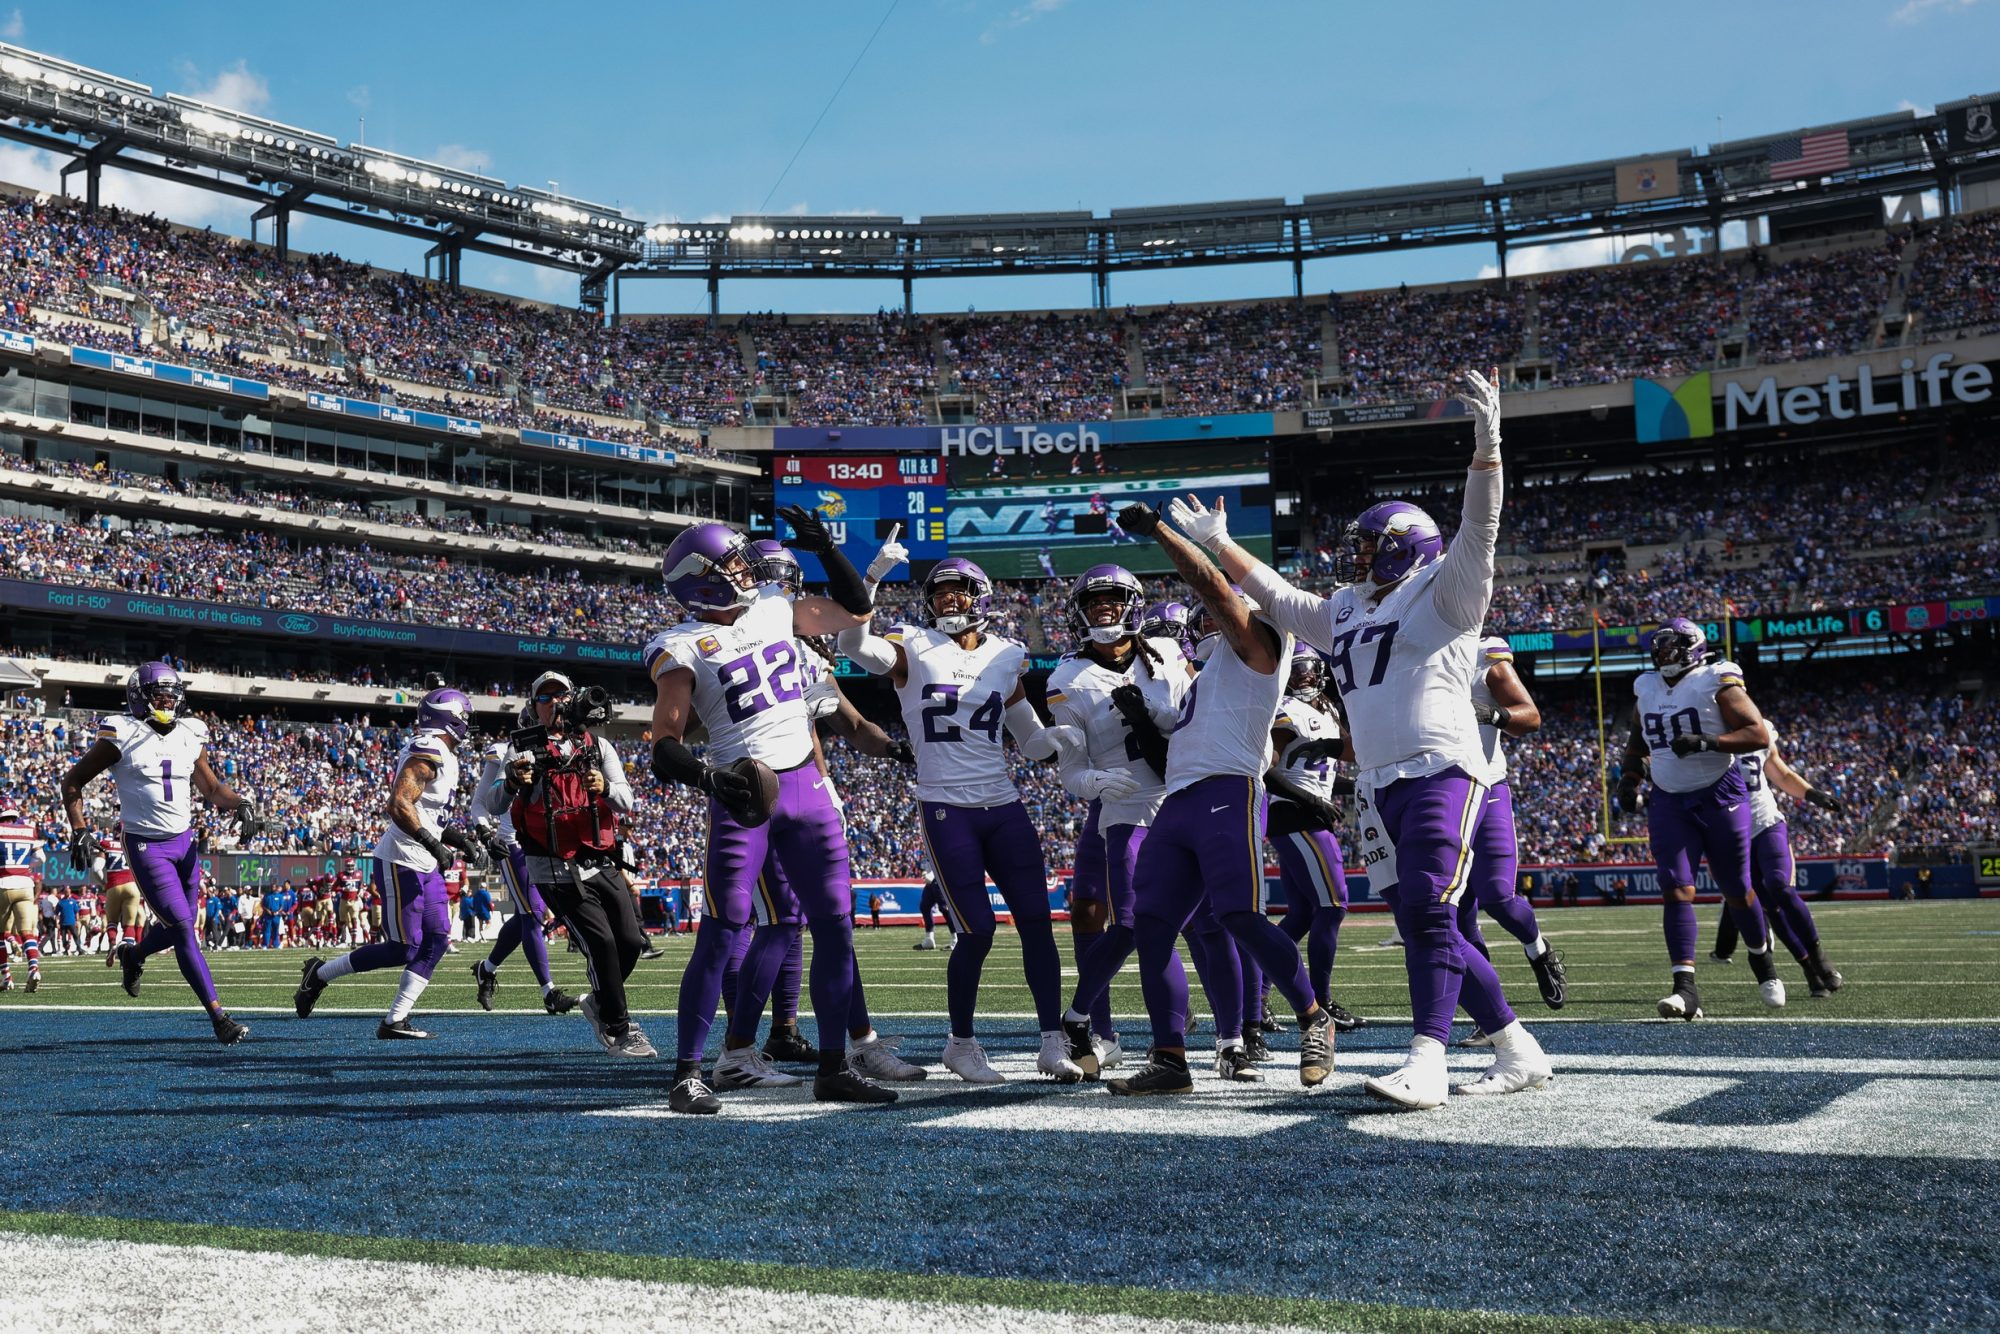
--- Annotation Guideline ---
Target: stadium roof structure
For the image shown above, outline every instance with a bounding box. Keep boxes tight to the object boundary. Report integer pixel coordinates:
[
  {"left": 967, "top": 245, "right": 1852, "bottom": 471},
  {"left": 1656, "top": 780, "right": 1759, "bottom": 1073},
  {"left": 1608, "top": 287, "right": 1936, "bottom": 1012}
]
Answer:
[{"left": 0, "top": 41, "right": 1995, "bottom": 311}]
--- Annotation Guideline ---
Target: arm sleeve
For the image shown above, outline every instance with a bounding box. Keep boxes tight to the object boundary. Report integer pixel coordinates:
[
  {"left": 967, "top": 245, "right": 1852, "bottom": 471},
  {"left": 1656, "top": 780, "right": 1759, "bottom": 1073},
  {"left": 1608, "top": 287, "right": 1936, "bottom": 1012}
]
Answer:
[
  {"left": 836, "top": 624, "right": 899, "bottom": 675},
  {"left": 1004, "top": 698, "right": 1063, "bottom": 760},
  {"left": 1431, "top": 464, "right": 1503, "bottom": 634},
  {"left": 1236, "top": 560, "right": 1334, "bottom": 652},
  {"left": 597, "top": 736, "right": 635, "bottom": 814}
]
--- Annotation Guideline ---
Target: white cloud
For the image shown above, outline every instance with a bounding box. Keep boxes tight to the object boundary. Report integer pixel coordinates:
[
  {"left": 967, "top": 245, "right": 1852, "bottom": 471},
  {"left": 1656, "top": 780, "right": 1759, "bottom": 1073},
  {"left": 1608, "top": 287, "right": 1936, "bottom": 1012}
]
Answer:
[
  {"left": 982, "top": 0, "right": 1068, "bottom": 44},
  {"left": 1897, "top": 97, "right": 1935, "bottom": 114},
  {"left": 432, "top": 143, "right": 492, "bottom": 173},
  {"left": 346, "top": 84, "right": 372, "bottom": 112},
  {"left": 178, "top": 59, "right": 270, "bottom": 114},
  {"left": 0, "top": 9, "right": 24, "bottom": 40},
  {"left": 1891, "top": 0, "right": 1980, "bottom": 23},
  {"left": 0, "top": 142, "right": 243, "bottom": 227}
]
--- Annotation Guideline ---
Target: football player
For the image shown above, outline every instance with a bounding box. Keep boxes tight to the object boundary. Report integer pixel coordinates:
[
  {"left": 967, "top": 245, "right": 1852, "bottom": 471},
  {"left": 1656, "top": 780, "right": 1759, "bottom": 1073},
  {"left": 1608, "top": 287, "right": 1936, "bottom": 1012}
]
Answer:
[
  {"left": 295, "top": 688, "right": 487, "bottom": 1038},
  {"left": 1709, "top": 720, "right": 1846, "bottom": 997},
  {"left": 1089, "top": 509, "right": 1337, "bottom": 1098},
  {"left": 1199, "top": 369, "right": 1551, "bottom": 1108},
  {"left": 1460, "top": 635, "right": 1566, "bottom": 1033},
  {"left": 647, "top": 513, "right": 892, "bottom": 1113},
  {"left": 335, "top": 858, "right": 365, "bottom": 945},
  {"left": 0, "top": 800, "right": 45, "bottom": 991},
  {"left": 1046, "top": 565, "right": 1197, "bottom": 1078},
  {"left": 93, "top": 823, "right": 145, "bottom": 967},
  {"left": 57, "top": 663, "right": 254, "bottom": 1042},
  {"left": 1620, "top": 619, "right": 1784, "bottom": 1020},
  {"left": 838, "top": 556, "right": 1086, "bottom": 1083},
  {"left": 471, "top": 677, "right": 582, "bottom": 1018},
  {"left": 1265, "top": 646, "right": 1363, "bottom": 1034}
]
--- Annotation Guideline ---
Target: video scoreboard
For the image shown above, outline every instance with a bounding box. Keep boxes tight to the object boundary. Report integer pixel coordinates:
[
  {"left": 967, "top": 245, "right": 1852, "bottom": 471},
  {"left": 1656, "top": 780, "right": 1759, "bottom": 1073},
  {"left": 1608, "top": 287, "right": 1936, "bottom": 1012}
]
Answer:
[{"left": 773, "top": 453, "right": 947, "bottom": 584}]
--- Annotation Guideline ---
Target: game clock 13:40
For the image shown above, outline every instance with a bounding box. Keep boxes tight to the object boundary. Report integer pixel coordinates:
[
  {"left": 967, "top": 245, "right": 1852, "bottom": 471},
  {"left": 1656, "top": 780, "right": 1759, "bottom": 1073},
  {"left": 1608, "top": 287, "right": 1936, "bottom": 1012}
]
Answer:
[{"left": 774, "top": 453, "right": 946, "bottom": 584}]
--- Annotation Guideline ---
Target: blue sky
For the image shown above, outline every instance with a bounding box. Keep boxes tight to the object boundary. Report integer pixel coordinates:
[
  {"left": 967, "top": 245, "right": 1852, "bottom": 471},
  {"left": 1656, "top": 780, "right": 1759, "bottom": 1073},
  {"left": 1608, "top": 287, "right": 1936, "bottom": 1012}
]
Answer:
[{"left": 2, "top": 0, "right": 1994, "bottom": 313}]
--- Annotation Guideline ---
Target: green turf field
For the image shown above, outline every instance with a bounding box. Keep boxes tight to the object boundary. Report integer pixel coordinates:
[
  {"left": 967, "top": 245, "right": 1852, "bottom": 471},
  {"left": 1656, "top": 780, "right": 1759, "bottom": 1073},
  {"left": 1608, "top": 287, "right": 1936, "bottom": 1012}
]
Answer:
[{"left": 10, "top": 898, "right": 1997, "bottom": 1023}]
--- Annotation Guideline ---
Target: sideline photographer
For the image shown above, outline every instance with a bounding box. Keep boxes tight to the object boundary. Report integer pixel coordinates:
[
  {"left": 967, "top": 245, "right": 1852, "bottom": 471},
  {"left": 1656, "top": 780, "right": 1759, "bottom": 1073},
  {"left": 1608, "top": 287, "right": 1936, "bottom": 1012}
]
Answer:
[{"left": 504, "top": 670, "right": 652, "bottom": 1057}]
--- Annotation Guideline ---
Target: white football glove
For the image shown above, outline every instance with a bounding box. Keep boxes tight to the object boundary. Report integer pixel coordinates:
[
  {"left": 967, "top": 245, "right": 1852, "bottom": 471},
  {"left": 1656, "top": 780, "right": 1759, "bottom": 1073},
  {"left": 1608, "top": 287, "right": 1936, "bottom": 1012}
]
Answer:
[
  {"left": 1456, "top": 368, "right": 1502, "bottom": 463},
  {"left": 1041, "top": 724, "right": 1086, "bottom": 765},
  {"left": 1068, "top": 768, "right": 1142, "bottom": 803},
  {"left": 803, "top": 676, "right": 843, "bottom": 719},
  {"left": 865, "top": 523, "right": 909, "bottom": 582},
  {"left": 1164, "top": 494, "right": 1231, "bottom": 553}
]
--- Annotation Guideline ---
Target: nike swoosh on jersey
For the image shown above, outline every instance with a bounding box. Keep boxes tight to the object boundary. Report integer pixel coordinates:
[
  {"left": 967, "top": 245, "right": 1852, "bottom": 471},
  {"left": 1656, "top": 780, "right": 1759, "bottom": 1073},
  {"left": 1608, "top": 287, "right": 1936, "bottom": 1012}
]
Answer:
[{"left": 1210, "top": 805, "right": 1229, "bottom": 813}]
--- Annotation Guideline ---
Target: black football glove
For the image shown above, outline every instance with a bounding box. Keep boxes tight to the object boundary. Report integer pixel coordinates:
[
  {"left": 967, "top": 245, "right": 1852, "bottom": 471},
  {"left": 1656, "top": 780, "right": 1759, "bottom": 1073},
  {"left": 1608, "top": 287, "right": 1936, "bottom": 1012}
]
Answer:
[
  {"left": 777, "top": 504, "right": 835, "bottom": 555},
  {"left": 1616, "top": 774, "right": 1645, "bottom": 814},
  {"left": 68, "top": 829, "right": 98, "bottom": 873},
  {"left": 1473, "top": 703, "right": 1510, "bottom": 729},
  {"left": 1109, "top": 683, "right": 1151, "bottom": 725},
  {"left": 1288, "top": 738, "right": 1343, "bottom": 767},
  {"left": 1669, "top": 734, "right": 1715, "bottom": 757},
  {"left": 442, "top": 826, "right": 489, "bottom": 873},
  {"left": 1804, "top": 788, "right": 1845, "bottom": 813},
  {"left": 235, "top": 799, "right": 262, "bottom": 841},
  {"left": 1309, "top": 797, "right": 1344, "bottom": 832},
  {"left": 884, "top": 738, "right": 916, "bottom": 766},
  {"left": 701, "top": 761, "right": 759, "bottom": 816},
  {"left": 1118, "top": 502, "right": 1162, "bottom": 538},
  {"left": 418, "top": 830, "right": 457, "bottom": 872}
]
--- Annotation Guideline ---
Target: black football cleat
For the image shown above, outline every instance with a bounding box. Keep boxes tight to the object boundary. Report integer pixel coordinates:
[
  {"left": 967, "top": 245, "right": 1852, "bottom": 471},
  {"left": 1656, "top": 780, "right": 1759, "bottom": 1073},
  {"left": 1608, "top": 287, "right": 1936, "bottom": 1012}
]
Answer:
[
  {"left": 1241, "top": 1026, "right": 1271, "bottom": 1063},
  {"left": 210, "top": 1011, "right": 249, "bottom": 1045},
  {"left": 542, "top": 987, "right": 580, "bottom": 1015},
  {"left": 813, "top": 1068, "right": 898, "bottom": 1105},
  {"left": 762, "top": 1025, "right": 820, "bottom": 1065},
  {"left": 1326, "top": 999, "right": 1365, "bottom": 1033},
  {"left": 1530, "top": 948, "right": 1568, "bottom": 1010},
  {"left": 669, "top": 1073, "right": 722, "bottom": 1115},
  {"left": 1297, "top": 1009, "right": 1336, "bottom": 1087},
  {"left": 1106, "top": 1053, "right": 1194, "bottom": 1097},
  {"left": 293, "top": 957, "right": 327, "bottom": 1018},
  {"left": 376, "top": 1018, "right": 431, "bottom": 1040},
  {"left": 117, "top": 943, "right": 143, "bottom": 998},
  {"left": 472, "top": 961, "right": 497, "bottom": 1012},
  {"left": 1214, "top": 1045, "right": 1262, "bottom": 1083},
  {"left": 1061, "top": 1018, "right": 1101, "bottom": 1080}
]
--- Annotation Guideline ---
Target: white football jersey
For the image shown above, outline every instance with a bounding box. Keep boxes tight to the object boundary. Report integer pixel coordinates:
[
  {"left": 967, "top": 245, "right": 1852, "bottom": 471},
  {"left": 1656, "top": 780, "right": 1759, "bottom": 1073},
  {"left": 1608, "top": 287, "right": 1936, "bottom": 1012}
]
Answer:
[
  {"left": 1292, "top": 562, "right": 1495, "bottom": 789},
  {"left": 891, "top": 623, "right": 1027, "bottom": 807},
  {"left": 1633, "top": 659, "right": 1747, "bottom": 794},
  {"left": 480, "top": 740, "right": 517, "bottom": 845},
  {"left": 1740, "top": 720, "right": 1784, "bottom": 835},
  {"left": 373, "top": 729, "right": 462, "bottom": 873},
  {"left": 800, "top": 644, "right": 843, "bottom": 720},
  {"left": 1468, "top": 635, "right": 1516, "bottom": 782},
  {"left": 0, "top": 820, "right": 43, "bottom": 891},
  {"left": 1045, "top": 636, "right": 1191, "bottom": 827},
  {"left": 98, "top": 714, "right": 212, "bottom": 839},
  {"left": 1165, "top": 620, "right": 1294, "bottom": 795},
  {"left": 643, "top": 591, "right": 813, "bottom": 771},
  {"left": 1273, "top": 692, "right": 1342, "bottom": 803}
]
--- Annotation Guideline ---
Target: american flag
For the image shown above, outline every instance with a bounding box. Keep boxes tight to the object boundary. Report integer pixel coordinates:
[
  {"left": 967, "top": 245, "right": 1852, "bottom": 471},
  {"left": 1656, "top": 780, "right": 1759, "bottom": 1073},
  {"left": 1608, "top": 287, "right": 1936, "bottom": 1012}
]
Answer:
[{"left": 1769, "top": 129, "right": 1850, "bottom": 180}]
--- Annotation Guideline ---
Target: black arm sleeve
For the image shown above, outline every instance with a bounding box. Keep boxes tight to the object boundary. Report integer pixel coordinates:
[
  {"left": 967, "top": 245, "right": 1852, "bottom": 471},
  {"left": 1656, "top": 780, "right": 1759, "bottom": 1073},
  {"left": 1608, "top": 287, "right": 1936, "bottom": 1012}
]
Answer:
[
  {"left": 1110, "top": 691, "right": 1170, "bottom": 779},
  {"left": 650, "top": 737, "right": 713, "bottom": 792},
  {"left": 818, "top": 542, "right": 873, "bottom": 616}
]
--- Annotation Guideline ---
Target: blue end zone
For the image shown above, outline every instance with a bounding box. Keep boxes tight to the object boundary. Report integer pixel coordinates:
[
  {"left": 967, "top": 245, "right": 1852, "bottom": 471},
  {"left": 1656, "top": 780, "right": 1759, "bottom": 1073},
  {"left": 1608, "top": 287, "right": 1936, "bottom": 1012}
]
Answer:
[{"left": 3, "top": 1012, "right": 1996, "bottom": 1328}]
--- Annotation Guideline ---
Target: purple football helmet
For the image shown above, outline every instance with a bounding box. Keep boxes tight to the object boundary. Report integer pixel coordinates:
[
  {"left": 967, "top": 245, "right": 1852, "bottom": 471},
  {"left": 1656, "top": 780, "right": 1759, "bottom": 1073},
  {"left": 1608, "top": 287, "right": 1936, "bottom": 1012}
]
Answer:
[
  {"left": 1650, "top": 618, "right": 1708, "bottom": 679},
  {"left": 662, "top": 523, "right": 760, "bottom": 613},
  {"left": 1336, "top": 500, "right": 1445, "bottom": 586},
  {"left": 750, "top": 538, "right": 804, "bottom": 599},
  {"left": 924, "top": 557, "right": 993, "bottom": 635},
  {"left": 416, "top": 687, "right": 473, "bottom": 743},
  {"left": 1287, "top": 644, "right": 1326, "bottom": 697},
  {"left": 1139, "top": 600, "right": 1196, "bottom": 650},
  {"left": 126, "top": 661, "right": 186, "bottom": 729},
  {"left": 1067, "top": 564, "right": 1146, "bottom": 645}
]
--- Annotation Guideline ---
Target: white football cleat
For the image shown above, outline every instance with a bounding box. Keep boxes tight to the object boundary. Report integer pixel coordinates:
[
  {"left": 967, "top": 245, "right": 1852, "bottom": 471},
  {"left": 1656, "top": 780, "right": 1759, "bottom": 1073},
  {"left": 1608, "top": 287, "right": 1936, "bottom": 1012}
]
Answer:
[
  {"left": 1760, "top": 978, "right": 1788, "bottom": 1008},
  {"left": 1094, "top": 1036, "right": 1125, "bottom": 1070},
  {"left": 1037, "top": 1031, "right": 1085, "bottom": 1083},
  {"left": 1454, "top": 1022, "right": 1553, "bottom": 1096},
  {"left": 848, "top": 1033, "right": 928, "bottom": 1081},
  {"left": 943, "top": 1034, "right": 1004, "bottom": 1084},
  {"left": 712, "top": 1045, "right": 803, "bottom": 1089},
  {"left": 1364, "top": 1040, "right": 1448, "bottom": 1110}
]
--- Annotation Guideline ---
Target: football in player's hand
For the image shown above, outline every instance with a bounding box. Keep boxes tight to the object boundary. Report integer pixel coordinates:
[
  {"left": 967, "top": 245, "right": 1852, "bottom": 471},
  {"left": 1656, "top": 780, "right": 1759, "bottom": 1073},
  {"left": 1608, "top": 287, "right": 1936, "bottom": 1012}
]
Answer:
[{"left": 721, "top": 756, "right": 781, "bottom": 827}]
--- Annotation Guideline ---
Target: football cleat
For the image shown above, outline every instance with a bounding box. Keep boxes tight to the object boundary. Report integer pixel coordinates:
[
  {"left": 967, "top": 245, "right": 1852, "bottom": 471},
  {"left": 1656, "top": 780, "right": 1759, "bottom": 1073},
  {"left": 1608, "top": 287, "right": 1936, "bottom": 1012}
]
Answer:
[
  {"left": 911, "top": 936, "right": 937, "bottom": 951},
  {"left": 210, "top": 1011, "right": 249, "bottom": 1046},
  {"left": 1759, "top": 978, "right": 1788, "bottom": 1008},
  {"left": 848, "top": 1034, "right": 927, "bottom": 1081},
  {"left": 542, "top": 987, "right": 580, "bottom": 1015},
  {"left": 1062, "top": 1019, "right": 1101, "bottom": 1080},
  {"left": 117, "top": 943, "right": 143, "bottom": 998},
  {"left": 0, "top": 977, "right": 11, "bottom": 992},
  {"left": 1530, "top": 948, "right": 1568, "bottom": 1010},
  {"left": 472, "top": 961, "right": 497, "bottom": 1012},
  {"left": 762, "top": 1026, "right": 820, "bottom": 1065},
  {"left": 1709, "top": 949, "right": 1736, "bottom": 965},
  {"left": 943, "top": 1034, "right": 1004, "bottom": 1084},
  {"left": 1807, "top": 946, "right": 1844, "bottom": 996},
  {"left": 1657, "top": 977, "right": 1703, "bottom": 1021},
  {"left": 1457, "top": 1026, "right": 1493, "bottom": 1048},
  {"left": 604, "top": 1025, "right": 659, "bottom": 1059},
  {"left": 668, "top": 1074, "right": 722, "bottom": 1115},
  {"left": 638, "top": 940, "right": 665, "bottom": 961},
  {"left": 1214, "top": 1044, "right": 1262, "bottom": 1083},
  {"left": 376, "top": 1019, "right": 430, "bottom": 1040},
  {"left": 1037, "top": 1031, "right": 1085, "bottom": 1083},
  {"left": 713, "top": 1045, "right": 803, "bottom": 1088},
  {"left": 1365, "top": 1050, "right": 1449, "bottom": 1110},
  {"left": 1326, "top": 1000, "right": 1365, "bottom": 1033},
  {"left": 1106, "top": 1053, "right": 1194, "bottom": 1097},
  {"left": 1454, "top": 1025, "right": 1552, "bottom": 1096},
  {"left": 1094, "top": 1035, "right": 1125, "bottom": 1070},
  {"left": 1241, "top": 1026, "right": 1271, "bottom": 1063},
  {"left": 23, "top": 972, "right": 37, "bottom": 994},
  {"left": 1748, "top": 950, "right": 1786, "bottom": 1007},
  {"left": 1297, "top": 1008, "right": 1336, "bottom": 1087},
  {"left": 813, "top": 1068, "right": 899, "bottom": 1105},
  {"left": 293, "top": 957, "right": 326, "bottom": 1018}
]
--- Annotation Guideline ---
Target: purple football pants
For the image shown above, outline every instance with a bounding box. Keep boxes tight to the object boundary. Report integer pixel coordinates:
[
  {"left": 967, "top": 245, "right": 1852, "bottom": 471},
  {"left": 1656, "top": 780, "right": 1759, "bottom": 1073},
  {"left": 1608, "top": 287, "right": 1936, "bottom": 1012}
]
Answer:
[{"left": 125, "top": 827, "right": 219, "bottom": 1008}]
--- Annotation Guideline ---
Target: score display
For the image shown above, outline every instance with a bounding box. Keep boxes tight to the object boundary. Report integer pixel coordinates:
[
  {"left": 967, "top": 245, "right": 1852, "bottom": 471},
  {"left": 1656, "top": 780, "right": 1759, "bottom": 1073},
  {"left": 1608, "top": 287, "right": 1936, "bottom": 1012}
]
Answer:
[{"left": 773, "top": 454, "right": 947, "bottom": 584}]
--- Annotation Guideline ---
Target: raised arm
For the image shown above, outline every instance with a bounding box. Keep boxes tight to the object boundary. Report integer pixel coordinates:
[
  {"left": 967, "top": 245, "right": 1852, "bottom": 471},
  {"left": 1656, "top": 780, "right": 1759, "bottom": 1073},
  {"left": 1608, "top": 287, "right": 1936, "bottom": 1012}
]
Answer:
[
  {"left": 1431, "top": 370, "right": 1504, "bottom": 634},
  {"left": 1165, "top": 495, "right": 1330, "bottom": 652},
  {"left": 1121, "top": 500, "right": 1279, "bottom": 675}
]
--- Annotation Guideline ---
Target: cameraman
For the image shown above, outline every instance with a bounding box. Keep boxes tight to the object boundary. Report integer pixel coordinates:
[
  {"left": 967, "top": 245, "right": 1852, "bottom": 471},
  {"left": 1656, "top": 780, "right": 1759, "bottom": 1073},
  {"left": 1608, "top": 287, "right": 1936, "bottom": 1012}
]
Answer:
[{"left": 504, "top": 670, "right": 652, "bottom": 1058}]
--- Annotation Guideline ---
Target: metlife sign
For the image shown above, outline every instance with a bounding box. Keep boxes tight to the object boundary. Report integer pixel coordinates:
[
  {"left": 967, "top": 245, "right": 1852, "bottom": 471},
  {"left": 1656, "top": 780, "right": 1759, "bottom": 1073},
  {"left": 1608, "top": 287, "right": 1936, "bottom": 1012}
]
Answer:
[{"left": 1636, "top": 351, "right": 1995, "bottom": 442}]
